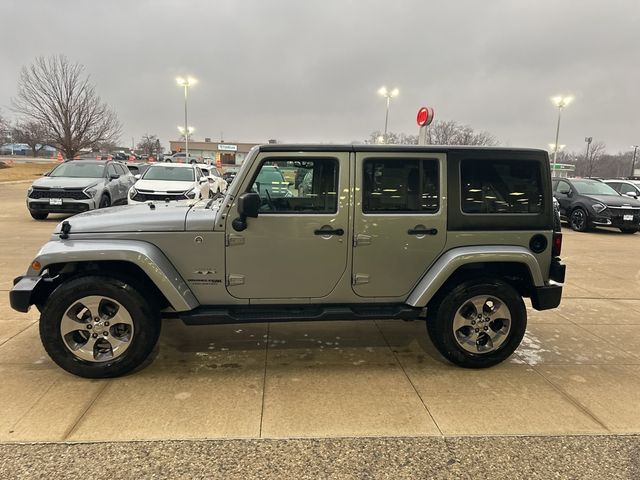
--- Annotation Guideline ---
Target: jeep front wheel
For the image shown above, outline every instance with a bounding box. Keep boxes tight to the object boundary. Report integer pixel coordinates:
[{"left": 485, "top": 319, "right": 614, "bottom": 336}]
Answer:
[
  {"left": 39, "top": 276, "right": 161, "bottom": 378},
  {"left": 427, "top": 278, "right": 526, "bottom": 368}
]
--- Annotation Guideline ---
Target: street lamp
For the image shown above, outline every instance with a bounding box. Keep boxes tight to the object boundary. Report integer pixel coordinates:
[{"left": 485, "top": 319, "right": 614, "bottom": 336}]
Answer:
[
  {"left": 378, "top": 86, "right": 399, "bottom": 143},
  {"left": 176, "top": 76, "right": 197, "bottom": 158},
  {"left": 631, "top": 145, "right": 639, "bottom": 178},
  {"left": 551, "top": 95, "right": 573, "bottom": 174}
]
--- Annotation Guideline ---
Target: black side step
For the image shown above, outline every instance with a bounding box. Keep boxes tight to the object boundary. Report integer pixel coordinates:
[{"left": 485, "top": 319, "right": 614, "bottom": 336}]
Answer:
[{"left": 179, "top": 303, "right": 423, "bottom": 325}]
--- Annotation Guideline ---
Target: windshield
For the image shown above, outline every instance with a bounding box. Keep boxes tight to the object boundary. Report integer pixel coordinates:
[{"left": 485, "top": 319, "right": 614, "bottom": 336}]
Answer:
[
  {"left": 50, "top": 162, "right": 105, "bottom": 178},
  {"left": 572, "top": 180, "right": 619, "bottom": 196},
  {"left": 142, "top": 166, "right": 194, "bottom": 182}
]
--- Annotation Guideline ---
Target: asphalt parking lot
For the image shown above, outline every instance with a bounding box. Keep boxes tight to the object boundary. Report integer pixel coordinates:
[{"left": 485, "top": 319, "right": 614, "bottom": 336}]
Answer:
[{"left": 1, "top": 181, "right": 640, "bottom": 476}]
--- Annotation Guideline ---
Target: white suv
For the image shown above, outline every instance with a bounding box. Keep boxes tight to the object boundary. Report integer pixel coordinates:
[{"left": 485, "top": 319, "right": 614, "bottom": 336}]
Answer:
[
  {"left": 168, "top": 152, "right": 202, "bottom": 164},
  {"left": 128, "top": 163, "right": 210, "bottom": 204}
]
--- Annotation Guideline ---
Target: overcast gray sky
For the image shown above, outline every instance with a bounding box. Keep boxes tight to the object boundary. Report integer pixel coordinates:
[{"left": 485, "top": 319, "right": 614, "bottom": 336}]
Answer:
[{"left": 1, "top": 0, "right": 638, "bottom": 153}]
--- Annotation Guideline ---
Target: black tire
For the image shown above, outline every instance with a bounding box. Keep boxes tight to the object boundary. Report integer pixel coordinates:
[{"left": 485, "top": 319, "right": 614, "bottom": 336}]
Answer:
[
  {"left": 569, "top": 207, "right": 590, "bottom": 232},
  {"left": 99, "top": 194, "right": 111, "bottom": 209},
  {"left": 29, "top": 210, "right": 48, "bottom": 220},
  {"left": 39, "top": 276, "right": 161, "bottom": 378},
  {"left": 426, "top": 278, "right": 526, "bottom": 368},
  {"left": 620, "top": 227, "right": 638, "bottom": 234}
]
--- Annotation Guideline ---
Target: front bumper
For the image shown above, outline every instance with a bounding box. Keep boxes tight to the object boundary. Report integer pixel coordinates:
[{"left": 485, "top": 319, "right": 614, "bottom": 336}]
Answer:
[
  {"left": 10, "top": 276, "right": 42, "bottom": 313},
  {"left": 28, "top": 198, "right": 95, "bottom": 214}
]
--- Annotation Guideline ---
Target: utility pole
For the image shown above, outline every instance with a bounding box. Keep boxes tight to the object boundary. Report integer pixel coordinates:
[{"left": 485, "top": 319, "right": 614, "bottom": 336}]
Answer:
[{"left": 631, "top": 145, "right": 639, "bottom": 178}]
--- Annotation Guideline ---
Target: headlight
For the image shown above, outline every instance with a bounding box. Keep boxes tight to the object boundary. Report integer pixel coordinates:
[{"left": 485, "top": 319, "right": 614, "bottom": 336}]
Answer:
[
  {"left": 27, "top": 186, "right": 33, "bottom": 195},
  {"left": 129, "top": 187, "right": 137, "bottom": 198},
  {"left": 83, "top": 185, "right": 99, "bottom": 198},
  {"left": 184, "top": 188, "right": 196, "bottom": 199},
  {"left": 592, "top": 202, "right": 607, "bottom": 214}
]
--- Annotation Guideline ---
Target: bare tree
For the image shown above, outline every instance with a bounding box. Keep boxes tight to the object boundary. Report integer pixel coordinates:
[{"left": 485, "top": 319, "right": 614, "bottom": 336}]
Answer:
[
  {"left": 12, "top": 55, "right": 121, "bottom": 159},
  {"left": 0, "top": 109, "right": 11, "bottom": 144},
  {"left": 425, "top": 120, "right": 498, "bottom": 146},
  {"left": 137, "top": 134, "right": 163, "bottom": 156},
  {"left": 12, "top": 120, "right": 50, "bottom": 157},
  {"left": 366, "top": 120, "right": 497, "bottom": 146},
  {"left": 585, "top": 141, "right": 606, "bottom": 177}
]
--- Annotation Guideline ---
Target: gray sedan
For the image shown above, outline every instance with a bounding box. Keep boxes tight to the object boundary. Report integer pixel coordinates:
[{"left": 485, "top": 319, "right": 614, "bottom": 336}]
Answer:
[{"left": 26, "top": 160, "right": 135, "bottom": 220}]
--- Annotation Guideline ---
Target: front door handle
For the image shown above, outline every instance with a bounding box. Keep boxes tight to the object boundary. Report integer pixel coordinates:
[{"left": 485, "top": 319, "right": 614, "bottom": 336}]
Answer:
[
  {"left": 408, "top": 227, "right": 438, "bottom": 236},
  {"left": 314, "top": 227, "right": 344, "bottom": 236}
]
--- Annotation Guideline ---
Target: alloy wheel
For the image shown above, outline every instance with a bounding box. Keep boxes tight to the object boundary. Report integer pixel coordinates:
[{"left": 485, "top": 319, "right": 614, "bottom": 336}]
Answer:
[{"left": 452, "top": 295, "right": 512, "bottom": 354}]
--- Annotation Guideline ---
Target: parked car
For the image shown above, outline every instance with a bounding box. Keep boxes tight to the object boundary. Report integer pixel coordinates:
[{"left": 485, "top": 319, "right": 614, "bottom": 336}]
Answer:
[
  {"left": 26, "top": 160, "right": 135, "bottom": 220},
  {"left": 11, "top": 145, "right": 565, "bottom": 378},
  {"left": 126, "top": 163, "right": 152, "bottom": 177},
  {"left": 199, "top": 166, "right": 228, "bottom": 194},
  {"left": 222, "top": 168, "right": 239, "bottom": 185},
  {"left": 252, "top": 165, "right": 292, "bottom": 202},
  {"left": 553, "top": 177, "right": 640, "bottom": 233},
  {"left": 603, "top": 179, "right": 640, "bottom": 199},
  {"left": 128, "top": 163, "right": 210, "bottom": 204},
  {"left": 168, "top": 152, "right": 202, "bottom": 164}
]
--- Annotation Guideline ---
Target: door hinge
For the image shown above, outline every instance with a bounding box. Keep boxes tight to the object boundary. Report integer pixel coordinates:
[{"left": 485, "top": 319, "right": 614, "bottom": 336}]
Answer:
[
  {"left": 352, "top": 273, "right": 370, "bottom": 285},
  {"left": 353, "top": 233, "right": 372, "bottom": 247},
  {"left": 226, "top": 274, "right": 245, "bottom": 286},
  {"left": 226, "top": 234, "right": 245, "bottom": 246}
]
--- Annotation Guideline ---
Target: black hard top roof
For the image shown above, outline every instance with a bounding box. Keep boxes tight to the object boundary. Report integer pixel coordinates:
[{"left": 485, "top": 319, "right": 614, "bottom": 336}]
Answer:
[{"left": 257, "top": 144, "right": 547, "bottom": 154}]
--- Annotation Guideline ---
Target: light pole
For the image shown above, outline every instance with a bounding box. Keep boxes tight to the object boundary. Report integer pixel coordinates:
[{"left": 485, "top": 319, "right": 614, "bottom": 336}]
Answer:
[
  {"left": 631, "top": 145, "right": 639, "bottom": 178},
  {"left": 584, "top": 136, "right": 592, "bottom": 177},
  {"left": 176, "top": 77, "right": 197, "bottom": 158},
  {"left": 378, "top": 86, "right": 399, "bottom": 143},
  {"left": 551, "top": 95, "right": 573, "bottom": 174}
]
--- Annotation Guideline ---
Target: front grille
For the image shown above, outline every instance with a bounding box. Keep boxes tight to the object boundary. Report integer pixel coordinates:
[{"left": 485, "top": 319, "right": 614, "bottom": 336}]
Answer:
[
  {"left": 30, "top": 202, "right": 90, "bottom": 212},
  {"left": 29, "top": 187, "right": 89, "bottom": 200},
  {"left": 132, "top": 191, "right": 186, "bottom": 202}
]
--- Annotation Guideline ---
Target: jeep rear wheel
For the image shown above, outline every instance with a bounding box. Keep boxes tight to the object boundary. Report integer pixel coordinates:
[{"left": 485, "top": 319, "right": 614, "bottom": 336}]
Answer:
[
  {"left": 569, "top": 207, "right": 589, "bottom": 232},
  {"left": 427, "top": 278, "right": 526, "bottom": 368},
  {"left": 39, "top": 276, "right": 161, "bottom": 378}
]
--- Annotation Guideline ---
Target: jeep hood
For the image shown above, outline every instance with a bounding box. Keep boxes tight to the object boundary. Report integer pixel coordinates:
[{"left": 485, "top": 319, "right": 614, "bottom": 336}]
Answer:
[
  {"left": 32, "top": 176, "right": 103, "bottom": 189},
  {"left": 54, "top": 202, "right": 194, "bottom": 234}
]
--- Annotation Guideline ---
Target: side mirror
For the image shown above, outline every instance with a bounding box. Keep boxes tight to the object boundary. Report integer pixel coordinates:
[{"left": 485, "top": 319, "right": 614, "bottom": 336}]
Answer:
[
  {"left": 134, "top": 174, "right": 141, "bottom": 180},
  {"left": 43, "top": 171, "right": 50, "bottom": 176},
  {"left": 109, "top": 173, "right": 120, "bottom": 180},
  {"left": 232, "top": 192, "right": 261, "bottom": 231},
  {"left": 624, "top": 191, "right": 637, "bottom": 198},
  {"left": 558, "top": 188, "right": 570, "bottom": 196},
  {"left": 199, "top": 176, "right": 207, "bottom": 184}
]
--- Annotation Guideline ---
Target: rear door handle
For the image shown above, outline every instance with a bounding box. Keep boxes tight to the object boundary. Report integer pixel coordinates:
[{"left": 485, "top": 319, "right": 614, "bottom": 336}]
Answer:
[
  {"left": 408, "top": 228, "right": 438, "bottom": 235},
  {"left": 314, "top": 228, "right": 344, "bottom": 236}
]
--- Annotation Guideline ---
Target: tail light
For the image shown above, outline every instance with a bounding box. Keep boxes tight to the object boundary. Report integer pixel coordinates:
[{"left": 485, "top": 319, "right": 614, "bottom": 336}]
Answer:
[{"left": 552, "top": 232, "right": 562, "bottom": 257}]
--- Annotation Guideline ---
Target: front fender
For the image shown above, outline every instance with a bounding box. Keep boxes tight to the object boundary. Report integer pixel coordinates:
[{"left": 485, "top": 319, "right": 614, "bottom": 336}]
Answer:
[
  {"left": 406, "top": 246, "right": 545, "bottom": 307},
  {"left": 28, "top": 239, "right": 199, "bottom": 312}
]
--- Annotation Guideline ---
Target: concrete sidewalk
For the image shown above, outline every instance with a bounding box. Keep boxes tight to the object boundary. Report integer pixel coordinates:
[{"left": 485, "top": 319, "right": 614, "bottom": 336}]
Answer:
[{"left": 1, "top": 182, "right": 640, "bottom": 445}]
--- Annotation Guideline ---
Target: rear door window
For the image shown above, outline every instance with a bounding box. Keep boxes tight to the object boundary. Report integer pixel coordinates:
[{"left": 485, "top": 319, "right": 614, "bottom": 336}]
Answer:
[
  {"left": 362, "top": 159, "right": 439, "bottom": 213},
  {"left": 461, "top": 159, "right": 543, "bottom": 214}
]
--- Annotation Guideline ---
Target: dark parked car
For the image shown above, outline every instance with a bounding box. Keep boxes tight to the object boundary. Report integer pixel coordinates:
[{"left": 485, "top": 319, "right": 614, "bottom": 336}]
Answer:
[
  {"left": 553, "top": 177, "right": 640, "bottom": 233},
  {"left": 126, "top": 163, "right": 152, "bottom": 177}
]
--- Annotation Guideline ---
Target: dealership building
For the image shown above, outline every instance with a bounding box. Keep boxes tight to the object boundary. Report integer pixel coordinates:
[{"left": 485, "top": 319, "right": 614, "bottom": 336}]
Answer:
[{"left": 168, "top": 139, "right": 263, "bottom": 166}]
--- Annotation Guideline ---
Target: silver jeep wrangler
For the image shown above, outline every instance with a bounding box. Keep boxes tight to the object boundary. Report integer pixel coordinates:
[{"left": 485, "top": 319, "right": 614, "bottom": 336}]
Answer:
[{"left": 10, "top": 145, "right": 565, "bottom": 378}]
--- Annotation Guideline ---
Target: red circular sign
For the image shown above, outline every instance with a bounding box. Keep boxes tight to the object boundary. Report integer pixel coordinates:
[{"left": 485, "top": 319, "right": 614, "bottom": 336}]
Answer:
[{"left": 417, "top": 107, "right": 434, "bottom": 127}]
